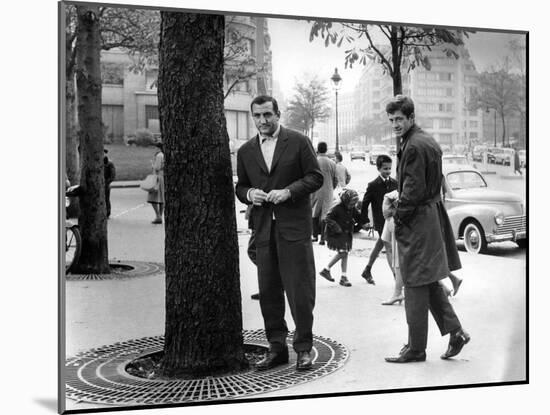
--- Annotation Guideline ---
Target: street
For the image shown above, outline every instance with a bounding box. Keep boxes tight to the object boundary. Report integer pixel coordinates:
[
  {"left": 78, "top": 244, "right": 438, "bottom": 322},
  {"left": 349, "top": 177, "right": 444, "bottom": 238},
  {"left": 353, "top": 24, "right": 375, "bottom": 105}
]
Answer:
[{"left": 64, "top": 164, "right": 527, "bottom": 410}]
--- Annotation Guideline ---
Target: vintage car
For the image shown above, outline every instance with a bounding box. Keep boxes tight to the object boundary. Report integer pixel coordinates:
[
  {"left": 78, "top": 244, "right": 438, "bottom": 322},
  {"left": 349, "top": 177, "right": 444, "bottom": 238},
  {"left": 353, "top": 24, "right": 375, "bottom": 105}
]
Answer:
[
  {"left": 494, "top": 147, "right": 515, "bottom": 165},
  {"left": 443, "top": 166, "right": 526, "bottom": 254},
  {"left": 472, "top": 144, "right": 488, "bottom": 162},
  {"left": 350, "top": 147, "right": 367, "bottom": 161}
]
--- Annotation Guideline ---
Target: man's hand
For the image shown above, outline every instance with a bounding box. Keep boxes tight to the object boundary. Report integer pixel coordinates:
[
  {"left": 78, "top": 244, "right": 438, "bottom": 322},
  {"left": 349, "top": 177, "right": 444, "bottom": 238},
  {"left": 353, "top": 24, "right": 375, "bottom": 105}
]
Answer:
[
  {"left": 250, "top": 189, "right": 268, "bottom": 206},
  {"left": 266, "top": 189, "right": 291, "bottom": 205}
]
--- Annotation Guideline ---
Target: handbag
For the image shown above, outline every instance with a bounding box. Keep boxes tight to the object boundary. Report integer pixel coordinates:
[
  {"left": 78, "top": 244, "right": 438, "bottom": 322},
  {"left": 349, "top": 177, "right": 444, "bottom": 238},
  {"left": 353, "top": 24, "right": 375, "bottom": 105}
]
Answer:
[{"left": 140, "top": 173, "right": 159, "bottom": 192}]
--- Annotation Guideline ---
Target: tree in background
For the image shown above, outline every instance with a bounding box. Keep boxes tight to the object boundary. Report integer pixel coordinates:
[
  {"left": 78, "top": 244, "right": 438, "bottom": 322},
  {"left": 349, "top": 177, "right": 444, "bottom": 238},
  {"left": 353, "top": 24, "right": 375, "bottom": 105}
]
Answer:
[
  {"left": 72, "top": 5, "right": 109, "bottom": 274},
  {"left": 353, "top": 113, "right": 388, "bottom": 145},
  {"left": 309, "top": 22, "right": 473, "bottom": 150},
  {"left": 64, "top": 5, "right": 160, "bottom": 184},
  {"left": 470, "top": 58, "right": 520, "bottom": 147},
  {"left": 285, "top": 75, "right": 331, "bottom": 140},
  {"left": 508, "top": 38, "right": 526, "bottom": 148},
  {"left": 158, "top": 12, "right": 246, "bottom": 377}
]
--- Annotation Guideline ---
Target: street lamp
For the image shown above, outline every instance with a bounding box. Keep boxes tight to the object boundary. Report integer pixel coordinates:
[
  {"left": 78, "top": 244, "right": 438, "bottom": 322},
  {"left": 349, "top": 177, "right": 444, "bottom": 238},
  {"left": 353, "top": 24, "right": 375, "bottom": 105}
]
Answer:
[{"left": 331, "top": 67, "right": 342, "bottom": 153}]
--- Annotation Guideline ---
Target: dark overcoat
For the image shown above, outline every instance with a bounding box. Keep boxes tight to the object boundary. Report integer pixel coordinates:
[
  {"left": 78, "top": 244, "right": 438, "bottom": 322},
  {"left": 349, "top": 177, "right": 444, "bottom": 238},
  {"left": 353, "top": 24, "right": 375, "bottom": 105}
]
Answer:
[
  {"left": 235, "top": 126, "right": 323, "bottom": 248},
  {"left": 324, "top": 203, "right": 361, "bottom": 251},
  {"left": 395, "top": 125, "right": 461, "bottom": 287}
]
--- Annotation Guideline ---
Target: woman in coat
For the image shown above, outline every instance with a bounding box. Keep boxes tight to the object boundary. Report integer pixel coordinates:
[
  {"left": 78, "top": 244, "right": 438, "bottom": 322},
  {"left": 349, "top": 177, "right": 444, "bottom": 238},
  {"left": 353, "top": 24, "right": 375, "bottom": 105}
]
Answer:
[{"left": 311, "top": 142, "right": 337, "bottom": 244}]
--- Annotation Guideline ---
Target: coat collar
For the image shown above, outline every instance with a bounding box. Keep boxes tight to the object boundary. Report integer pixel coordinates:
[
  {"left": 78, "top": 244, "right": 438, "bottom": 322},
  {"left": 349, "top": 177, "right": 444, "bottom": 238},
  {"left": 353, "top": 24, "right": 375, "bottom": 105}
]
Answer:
[{"left": 251, "top": 125, "right": 289, "bottom": 174}]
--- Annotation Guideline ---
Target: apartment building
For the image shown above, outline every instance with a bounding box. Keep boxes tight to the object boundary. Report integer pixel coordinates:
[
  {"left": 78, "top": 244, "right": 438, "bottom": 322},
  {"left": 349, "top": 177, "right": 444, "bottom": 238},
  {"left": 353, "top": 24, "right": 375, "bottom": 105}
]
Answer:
[{"left": 99, "top": 16, "right": 272, "bottom": 146}]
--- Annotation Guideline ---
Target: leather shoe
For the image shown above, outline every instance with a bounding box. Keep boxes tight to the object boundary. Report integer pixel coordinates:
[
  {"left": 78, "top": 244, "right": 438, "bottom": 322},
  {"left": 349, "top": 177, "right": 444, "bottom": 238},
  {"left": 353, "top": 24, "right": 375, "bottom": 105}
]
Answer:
[
  {"left": 250, "top": 293, "right": 260, "bottom": 300},
  {"left": 255, "top": 348, "right": 289, "bottom": 370},
  {"left": 361, "top": 267, "right": 375, "bottom": 285},
  {"left": 441, "top": 329, "right": 470, "bottom": 359},
  {"left": 385, "top": 346, "right": 426, "bottom": 363},
  {"left": 296, "top": 350, "right": 313, "bottom": 370}
]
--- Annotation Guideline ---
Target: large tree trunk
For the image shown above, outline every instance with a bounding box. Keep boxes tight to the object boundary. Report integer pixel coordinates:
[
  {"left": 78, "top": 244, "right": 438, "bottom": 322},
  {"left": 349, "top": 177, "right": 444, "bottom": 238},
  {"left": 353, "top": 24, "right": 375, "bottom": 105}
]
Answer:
[
  {"left": 73, "top": 5, "right": 110, "bottom": 274},
  {"left": 65, "top": 6, "right": 80, "bottom": 185},
  {"left": 66, "top": 73, "right": 80, "bottom": 185},
  {"left": 390, "top": 27, "right": 402, "bottom": 153},
  {"left": 158, "top": 12, "right": 245, "bottom": 377}
]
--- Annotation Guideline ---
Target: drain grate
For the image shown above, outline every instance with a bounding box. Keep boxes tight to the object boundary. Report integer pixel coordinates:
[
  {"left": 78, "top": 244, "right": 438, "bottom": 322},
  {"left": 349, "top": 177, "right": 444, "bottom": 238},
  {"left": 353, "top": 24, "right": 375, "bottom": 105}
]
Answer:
[
  {"left": 66, "top": 261, "right": 164, "bottom": 281},
  {"left": 65, "top": 329, "right": 348, "bottom": 405}
]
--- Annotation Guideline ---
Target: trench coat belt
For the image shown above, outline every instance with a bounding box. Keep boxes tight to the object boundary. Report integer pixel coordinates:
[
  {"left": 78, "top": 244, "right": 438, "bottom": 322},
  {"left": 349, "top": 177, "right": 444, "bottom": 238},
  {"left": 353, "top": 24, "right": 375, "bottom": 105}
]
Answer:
[{"left": 420, "top": 194, "right": 441, "bottom": 205}]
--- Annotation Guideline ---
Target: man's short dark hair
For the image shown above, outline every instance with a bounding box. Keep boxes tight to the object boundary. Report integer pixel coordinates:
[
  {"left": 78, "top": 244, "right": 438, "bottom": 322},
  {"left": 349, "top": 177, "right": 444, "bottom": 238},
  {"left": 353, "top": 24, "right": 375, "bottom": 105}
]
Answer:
[
  {"left": 335, "top": 151, "right": 343, "bottom": 162},
  {"left": 317, "top": 142, "right": 328, "bottom": 154},
  {"left": 250, "top": 95, "right": 280, "bottom": 116},
  {"left": 385, "top": 94, "right": 415, "bottom": 118},
  {"left": 376, "top": 154, "right": 392, "bottom": 169}
]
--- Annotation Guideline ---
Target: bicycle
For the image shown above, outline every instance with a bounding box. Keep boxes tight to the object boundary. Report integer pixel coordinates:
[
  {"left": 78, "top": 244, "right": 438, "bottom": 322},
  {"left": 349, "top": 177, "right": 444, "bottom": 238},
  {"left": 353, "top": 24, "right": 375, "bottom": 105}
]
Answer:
[{"left": 65, "top": 185, "right": 82, "bottom": 273}]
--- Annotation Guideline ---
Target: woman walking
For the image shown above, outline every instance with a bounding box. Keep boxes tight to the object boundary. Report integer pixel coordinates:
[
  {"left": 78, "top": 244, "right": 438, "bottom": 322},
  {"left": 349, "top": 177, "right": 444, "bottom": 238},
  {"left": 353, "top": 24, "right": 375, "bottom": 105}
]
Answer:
[{"left": 148, "top": 142, "right": 165, "bottom": 224}]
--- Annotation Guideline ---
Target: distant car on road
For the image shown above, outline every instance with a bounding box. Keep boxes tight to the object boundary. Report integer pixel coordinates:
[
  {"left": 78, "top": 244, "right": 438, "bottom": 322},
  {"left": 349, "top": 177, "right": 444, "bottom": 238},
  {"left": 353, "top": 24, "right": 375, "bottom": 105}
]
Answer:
[
  {"left": 350, "top": 147, "right": 367, "bottom": 161},
  {"left": 494, "top": 148, "right": 515, "bottom": 166},
  {"left": 369, "top": 144, "right": 390, "bottom": 165},
  {"left": 486, "top": 147, "right": 502, "bottom": 164},
  {"left": 472, "top": 145, "right": 488, "bottom": 162},
  {"left": 443, "top": 167, "right": 526, "bottom": 254}
]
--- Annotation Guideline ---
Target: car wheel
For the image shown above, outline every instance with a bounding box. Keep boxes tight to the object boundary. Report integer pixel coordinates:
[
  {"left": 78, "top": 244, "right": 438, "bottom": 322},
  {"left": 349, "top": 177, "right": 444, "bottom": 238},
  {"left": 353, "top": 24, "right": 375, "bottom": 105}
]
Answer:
[
  {"left": 516, "top": 239, "right": 527, "bottom": 249},
  {"left": 463, "top": 221, "right": 488, "bottom": 254}
]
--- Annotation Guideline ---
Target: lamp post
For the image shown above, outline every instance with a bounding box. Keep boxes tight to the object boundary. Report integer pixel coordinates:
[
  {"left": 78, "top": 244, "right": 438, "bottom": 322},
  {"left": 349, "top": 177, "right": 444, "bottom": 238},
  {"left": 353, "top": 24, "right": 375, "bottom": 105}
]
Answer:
[{"left": 331, "top": 67, "right": 342, "bottom": 153}]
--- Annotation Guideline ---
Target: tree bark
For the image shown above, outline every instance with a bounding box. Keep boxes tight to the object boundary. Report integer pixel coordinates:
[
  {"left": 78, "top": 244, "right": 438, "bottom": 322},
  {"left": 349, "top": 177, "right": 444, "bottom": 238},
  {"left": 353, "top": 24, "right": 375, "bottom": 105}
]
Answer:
[
  {"left": 73, "top": 5, "right": 110, "bottom": 274},
  {"left": 158, "top": 12, "right": 245, "bottom": 377},
  {"left": 66, "top": 73, "right": 80, "bottom": 184}
]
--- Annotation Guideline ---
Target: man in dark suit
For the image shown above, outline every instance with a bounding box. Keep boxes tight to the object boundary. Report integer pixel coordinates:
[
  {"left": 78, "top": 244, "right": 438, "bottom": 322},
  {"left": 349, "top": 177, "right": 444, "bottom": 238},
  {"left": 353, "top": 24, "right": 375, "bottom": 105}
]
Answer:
[
  {"left": 360, "top": 154, "right": 397, "bottom": 284},
  {"left": 384, "top": 95, "right": 470, "bottom": 363},
  {"left": 236, "top": 95, "right": 323, "bottom": 371}
]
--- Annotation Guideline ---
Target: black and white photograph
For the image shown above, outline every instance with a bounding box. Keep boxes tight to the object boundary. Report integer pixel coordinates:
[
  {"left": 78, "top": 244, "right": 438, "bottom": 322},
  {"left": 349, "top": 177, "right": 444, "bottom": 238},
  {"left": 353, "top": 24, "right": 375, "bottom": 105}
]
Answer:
[
  {"left": 6, "top": 0, "right": 546, "bottom": 414},
  {"left": 56, "top": 0, "right": 531, "bottom": 413}
]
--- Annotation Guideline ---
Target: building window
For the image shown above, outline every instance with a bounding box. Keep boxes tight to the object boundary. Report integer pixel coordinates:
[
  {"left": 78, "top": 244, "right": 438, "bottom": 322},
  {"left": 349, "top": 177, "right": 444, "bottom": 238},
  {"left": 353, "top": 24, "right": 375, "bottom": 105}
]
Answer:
[
  {"left": 145, "top": 105, "right": 160, "bottom": 133},
  {"left": 418, "top": 118, "right": 434, "bottom": 128},
  {"left": 226, "top": 110, "right": 249, "bottom": 140},
  {"left": 439, "top": 119, "right": 452, "bottom": 129},
  {"left": 373, "top": 80, "right": 380, "bottom": 87},
  {"left": 446, "top": 88, "right": 453, "bottom": 97},
  {"left": 469, "top": 132, "right": 478, "bottom": 139},
  {"left": 469, "top": 109, "right": 478, "bottom": 116},
  {"left": 101, "top": 62, "right": 124, "bottom": 85},
  {"left": 439, "top": 104, "right": 445, "bottom": 112},
  {"left": 446, "top": 103, "right": 454, "bottom": 112},
  {"left": 439, "top": 133, "right": 453, "bottom": 143},
  {"left": 440, "top": 73, "right": 453, "bottom": 81},
  {"left": 470, "top": 120, "right": 478, "bottom": 128}
]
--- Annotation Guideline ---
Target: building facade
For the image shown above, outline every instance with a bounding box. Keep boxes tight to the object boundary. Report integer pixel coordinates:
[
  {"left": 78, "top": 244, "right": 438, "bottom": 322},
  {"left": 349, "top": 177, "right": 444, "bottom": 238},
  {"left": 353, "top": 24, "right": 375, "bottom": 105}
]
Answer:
[
  {"left": 99, "top": 16, "right": 272, "bottom": 147},
  {"left": 344, "top": 44, "right": 482, "bottom": 150}
]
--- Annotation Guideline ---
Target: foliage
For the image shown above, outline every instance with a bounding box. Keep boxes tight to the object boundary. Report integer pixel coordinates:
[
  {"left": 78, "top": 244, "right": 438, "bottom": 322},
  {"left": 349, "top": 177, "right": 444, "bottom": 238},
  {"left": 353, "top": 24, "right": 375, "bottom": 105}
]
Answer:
[
  {"left": 469, "top": 57, "right": 523, "bottom": 145},
  {"left": 285, "top": 74, "right": 331, "bottom": 139},
  {"left": 133, "top": 128, "right": 155, "bottom": 146},
  {"left": 353, "top": 113, "right": 388, "bottom": 141},
  {"left": 309, "top": 21, "right": 474, "bottom": 95}
]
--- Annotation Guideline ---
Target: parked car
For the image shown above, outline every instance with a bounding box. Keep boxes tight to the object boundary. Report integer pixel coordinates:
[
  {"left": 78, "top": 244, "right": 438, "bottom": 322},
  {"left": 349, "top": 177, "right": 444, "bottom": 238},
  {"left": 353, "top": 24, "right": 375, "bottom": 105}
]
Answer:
[
  {"left": 518, "top": 149, "right": 526, "bottom": 168},
  {"left": 472, "top": 145, "right": 488, "bottom": 162},
  {"left": 443, "top": 167, "right": 526, "bottom": 254},
  {"left": 486, "top": 147, "right": 502, "bottom": 164},
  {"left": 350, "top": 147, "right": 367, "bottom": 161},
  {"left": 369, "top": 144, "right": 390, "bottom": 165},
  {"left": 494, "top": 148, "right": 515, "bottom": 165}
]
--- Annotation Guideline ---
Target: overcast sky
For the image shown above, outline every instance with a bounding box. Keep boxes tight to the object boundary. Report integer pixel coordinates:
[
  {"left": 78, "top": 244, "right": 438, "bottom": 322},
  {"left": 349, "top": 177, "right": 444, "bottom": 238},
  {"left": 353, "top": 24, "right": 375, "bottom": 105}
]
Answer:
[{"left": 268, "top": 18, "right": 525, "bottom": 99}]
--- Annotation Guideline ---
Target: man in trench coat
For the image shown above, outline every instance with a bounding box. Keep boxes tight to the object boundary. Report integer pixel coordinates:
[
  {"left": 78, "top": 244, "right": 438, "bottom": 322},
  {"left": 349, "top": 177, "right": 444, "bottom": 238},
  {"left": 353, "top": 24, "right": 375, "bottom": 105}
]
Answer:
[
  {"left": 384, "top": 95, "right": 470, "bottom": 363},
  {"left": 236, "top": 95, "right": 323, "bottom": 371}
]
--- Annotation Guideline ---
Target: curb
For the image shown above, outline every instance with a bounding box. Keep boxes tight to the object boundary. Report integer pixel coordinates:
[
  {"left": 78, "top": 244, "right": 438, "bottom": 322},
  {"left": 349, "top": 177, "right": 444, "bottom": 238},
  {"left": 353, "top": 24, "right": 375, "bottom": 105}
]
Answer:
[{"left": 110, "top": 181, "right": 141, "bottom": 189}]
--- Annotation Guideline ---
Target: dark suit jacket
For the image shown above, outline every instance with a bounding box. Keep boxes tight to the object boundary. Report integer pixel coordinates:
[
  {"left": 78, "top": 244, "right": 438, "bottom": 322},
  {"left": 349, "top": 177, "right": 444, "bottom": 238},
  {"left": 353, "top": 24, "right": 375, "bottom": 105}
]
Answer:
[
  {"left": 235, "top": 126, "right": 323, "bottom": 247},
  {"left": 360, "top": 175, "right": 397, "bottom": 233}
]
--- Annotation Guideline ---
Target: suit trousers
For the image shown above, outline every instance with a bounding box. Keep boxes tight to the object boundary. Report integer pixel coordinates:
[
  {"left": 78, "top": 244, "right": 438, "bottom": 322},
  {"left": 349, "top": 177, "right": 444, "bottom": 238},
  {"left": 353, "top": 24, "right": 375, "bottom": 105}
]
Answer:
[
  {"left": 257, "top": 221, "right": 316, "bottom": 353},
  {"left": 404, "top": 281, "right": 461, "bottom": 351}
]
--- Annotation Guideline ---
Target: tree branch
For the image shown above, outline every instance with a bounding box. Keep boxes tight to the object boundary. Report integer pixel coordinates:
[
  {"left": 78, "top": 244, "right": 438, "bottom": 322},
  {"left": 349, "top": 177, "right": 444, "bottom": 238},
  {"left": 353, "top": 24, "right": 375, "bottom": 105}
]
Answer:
[{"left": 364, "top": 30, "right": 393, "bottom": 75}]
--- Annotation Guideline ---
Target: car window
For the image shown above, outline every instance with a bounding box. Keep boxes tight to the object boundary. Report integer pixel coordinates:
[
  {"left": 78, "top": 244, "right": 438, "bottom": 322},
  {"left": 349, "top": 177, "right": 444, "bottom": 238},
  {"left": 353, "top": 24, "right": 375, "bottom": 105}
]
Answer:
[{"left": 446, "top": 171, "right": 487, "bottom": 190}]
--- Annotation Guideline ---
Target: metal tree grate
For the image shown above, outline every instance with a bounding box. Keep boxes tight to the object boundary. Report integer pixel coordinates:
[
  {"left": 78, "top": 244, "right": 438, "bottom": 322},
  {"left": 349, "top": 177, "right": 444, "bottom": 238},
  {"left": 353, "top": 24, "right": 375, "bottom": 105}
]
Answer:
[
  {"left": 65, "top": 329, "right": 349, "bottom": 406},
  {"left": 66, "top": 261, "right": 165, "bottom": 281}
]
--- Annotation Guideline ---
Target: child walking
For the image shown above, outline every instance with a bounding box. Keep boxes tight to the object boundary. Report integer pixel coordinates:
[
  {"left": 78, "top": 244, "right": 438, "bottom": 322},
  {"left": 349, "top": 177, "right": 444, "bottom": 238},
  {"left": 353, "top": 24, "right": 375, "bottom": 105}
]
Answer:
[{"left": 319, "top": 189, "right": 361, "bottom": 287}]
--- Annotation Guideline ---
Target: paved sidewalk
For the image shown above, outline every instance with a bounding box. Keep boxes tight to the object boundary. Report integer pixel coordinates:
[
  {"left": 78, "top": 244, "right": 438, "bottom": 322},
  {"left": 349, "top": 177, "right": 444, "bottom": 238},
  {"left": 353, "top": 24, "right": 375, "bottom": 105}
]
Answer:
[{"left": 64, "top": 189, "right": 527, "bottom": 411}]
